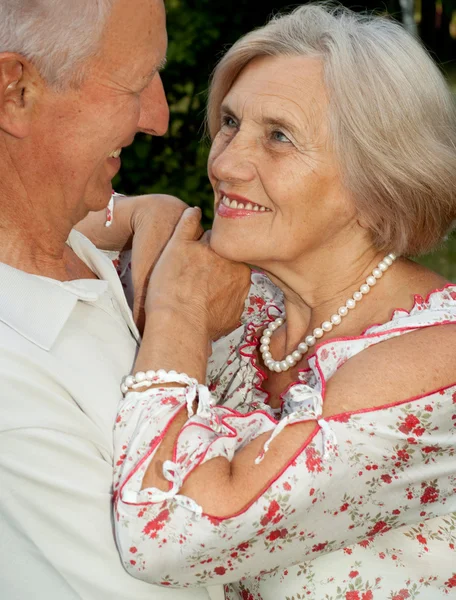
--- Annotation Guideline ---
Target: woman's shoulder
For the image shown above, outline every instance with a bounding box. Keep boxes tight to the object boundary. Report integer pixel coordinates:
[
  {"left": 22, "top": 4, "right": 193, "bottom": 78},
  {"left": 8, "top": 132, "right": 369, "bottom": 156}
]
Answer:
[
  {"left": 309, "top": 269, "right": 456, "bottom": 418},
  {"left": 321, "top": 313, "right": 456, "bottom": 421},
  {"left": 367, "top": 273, "right": 456, "bottom": 331},
  {"left": 313, "top": 268, "right": 456, "bottom": 377}
]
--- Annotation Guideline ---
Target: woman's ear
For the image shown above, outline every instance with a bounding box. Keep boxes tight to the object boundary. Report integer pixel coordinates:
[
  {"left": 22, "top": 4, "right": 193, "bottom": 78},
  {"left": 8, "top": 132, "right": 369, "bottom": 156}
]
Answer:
[
  {"left": 0, "top": 54, "right": 39, "bottom": 139},
  {"left": 357, "top": 215, "right": 370, "bottom": 230}
]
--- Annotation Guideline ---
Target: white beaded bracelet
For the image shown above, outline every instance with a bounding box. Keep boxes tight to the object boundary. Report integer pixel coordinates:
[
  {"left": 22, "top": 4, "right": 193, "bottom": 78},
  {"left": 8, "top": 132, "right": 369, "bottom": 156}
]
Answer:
[
  {"left": 121, "top": 369, "right": 220, "bottom": 430},
  {"left": 120, "top": 369, "right": 198, "bottom": 395}
]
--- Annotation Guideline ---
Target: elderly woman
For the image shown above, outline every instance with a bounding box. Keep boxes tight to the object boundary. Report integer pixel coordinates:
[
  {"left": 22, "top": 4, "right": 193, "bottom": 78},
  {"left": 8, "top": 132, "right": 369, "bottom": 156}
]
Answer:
[{"left": 113, "top": 5, "right": 456, "bottom": 599}]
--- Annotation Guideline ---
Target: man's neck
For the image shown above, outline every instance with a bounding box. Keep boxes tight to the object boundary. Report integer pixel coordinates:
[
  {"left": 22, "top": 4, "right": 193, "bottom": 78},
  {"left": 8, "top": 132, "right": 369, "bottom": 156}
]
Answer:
[
  {"left": 0, "top": 139, "right": 99, "bottom": 280},
  {"left": 0, "top": 204, "right": 98, "bottom": 281},
  {"left": 0, "top": 229, "right": 97, "bottom": 281}
]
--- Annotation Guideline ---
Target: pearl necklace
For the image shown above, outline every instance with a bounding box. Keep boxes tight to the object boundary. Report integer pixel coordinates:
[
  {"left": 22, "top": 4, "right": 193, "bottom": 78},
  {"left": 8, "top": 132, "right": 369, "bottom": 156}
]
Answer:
[{"left": 260, "top": 253, "right": 397, "bottom": 373}]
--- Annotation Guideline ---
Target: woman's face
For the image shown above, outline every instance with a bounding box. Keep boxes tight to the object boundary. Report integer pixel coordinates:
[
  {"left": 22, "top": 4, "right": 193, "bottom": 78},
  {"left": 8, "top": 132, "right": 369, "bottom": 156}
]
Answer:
[{"left": 208, "top": 55, "right": 357, "bottom": 268}]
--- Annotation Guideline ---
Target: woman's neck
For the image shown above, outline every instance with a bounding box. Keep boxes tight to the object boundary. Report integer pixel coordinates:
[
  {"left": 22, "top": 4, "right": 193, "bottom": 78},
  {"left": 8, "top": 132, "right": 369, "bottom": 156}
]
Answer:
[{"left": 261, "top": 244, "right": 393, "bottom": 355}]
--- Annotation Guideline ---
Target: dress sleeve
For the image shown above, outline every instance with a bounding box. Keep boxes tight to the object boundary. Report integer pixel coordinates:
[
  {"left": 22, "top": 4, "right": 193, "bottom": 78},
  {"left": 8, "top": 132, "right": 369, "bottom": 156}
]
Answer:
[
  {"left": 98, "top": 247, "right": 134, "bottom": 311},
  {"left": 113, "top": 380, "right": 455, "bottom": 588},
  {"left": 240, "top": 271, "right": 284, "bottom": 326}
]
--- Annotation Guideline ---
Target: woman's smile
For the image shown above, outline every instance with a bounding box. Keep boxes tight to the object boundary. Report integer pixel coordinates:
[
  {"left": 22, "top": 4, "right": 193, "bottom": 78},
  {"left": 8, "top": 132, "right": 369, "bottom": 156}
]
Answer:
[{"left": 216, "top": 191, "right": 272, "bottom": 218}]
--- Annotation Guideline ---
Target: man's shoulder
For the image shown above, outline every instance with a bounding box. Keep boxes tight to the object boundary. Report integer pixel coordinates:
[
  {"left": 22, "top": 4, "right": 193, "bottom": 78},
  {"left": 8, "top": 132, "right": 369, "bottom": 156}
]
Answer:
[
  {"left": 0, "top": 319, "right": 45, "bottom": 364},
  {"left": 0, "top": 260, "right": 79, "bottom": 351},
  {"left": 0, "top": 324, "right": 75, "bottom": 433}
]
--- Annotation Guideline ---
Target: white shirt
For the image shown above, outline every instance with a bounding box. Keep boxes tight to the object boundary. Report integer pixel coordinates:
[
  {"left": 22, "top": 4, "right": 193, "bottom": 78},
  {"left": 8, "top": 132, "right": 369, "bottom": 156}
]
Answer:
[{"left": 0, "top": 230, "right": 211, "bottom": 600}]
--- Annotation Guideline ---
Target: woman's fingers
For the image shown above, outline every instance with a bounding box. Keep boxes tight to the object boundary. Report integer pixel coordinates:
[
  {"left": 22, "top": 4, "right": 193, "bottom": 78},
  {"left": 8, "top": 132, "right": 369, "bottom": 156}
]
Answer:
[
  {"left": 196, "top": 224, "right": 205, "bottom": 239},
  {"left": 200, "top": 230, "right": 212, "bottom": 245},
  {"left": 173, "top": 207, "right": 203, "bottom": 242}
]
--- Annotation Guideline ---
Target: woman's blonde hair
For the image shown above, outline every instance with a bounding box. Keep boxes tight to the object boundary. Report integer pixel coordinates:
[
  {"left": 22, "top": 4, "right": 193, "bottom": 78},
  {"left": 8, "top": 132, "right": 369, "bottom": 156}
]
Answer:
[{"left": 207, "top": 3, "right": 456, "bottom": 256}]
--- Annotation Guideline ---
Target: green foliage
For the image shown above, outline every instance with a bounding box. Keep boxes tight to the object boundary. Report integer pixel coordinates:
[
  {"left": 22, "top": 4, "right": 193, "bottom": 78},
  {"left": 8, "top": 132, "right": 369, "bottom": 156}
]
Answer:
[
  {"left": 415, "top": 233, "right": 456, "bottom": 281},
  {"left": 113, "top": 0, "right": 455, "bottom": 280}
]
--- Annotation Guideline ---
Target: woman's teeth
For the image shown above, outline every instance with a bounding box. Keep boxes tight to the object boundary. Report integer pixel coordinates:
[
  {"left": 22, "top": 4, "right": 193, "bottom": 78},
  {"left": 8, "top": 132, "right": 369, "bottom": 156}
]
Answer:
[
  {"left": 221, "top": 195, "right": 269, "bottom": 212},
  {"left": 109, "top": 149, "right": 122, "bottom": 159}
]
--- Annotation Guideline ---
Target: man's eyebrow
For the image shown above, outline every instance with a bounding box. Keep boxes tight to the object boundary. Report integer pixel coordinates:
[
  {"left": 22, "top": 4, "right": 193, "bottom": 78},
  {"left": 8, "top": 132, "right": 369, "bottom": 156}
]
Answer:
[
  {"left": 143, "top": 57, "right": 167, "bottom": 84},
  {"left": 157, "top": 57, "right": 167, "bottom": 72}
]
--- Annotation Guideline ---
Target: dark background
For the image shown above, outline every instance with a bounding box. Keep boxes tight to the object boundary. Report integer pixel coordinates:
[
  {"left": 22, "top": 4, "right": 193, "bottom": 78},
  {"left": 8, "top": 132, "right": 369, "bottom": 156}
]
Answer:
[{"left": 113, "top": 0, "right": 456, "bottom": 278}]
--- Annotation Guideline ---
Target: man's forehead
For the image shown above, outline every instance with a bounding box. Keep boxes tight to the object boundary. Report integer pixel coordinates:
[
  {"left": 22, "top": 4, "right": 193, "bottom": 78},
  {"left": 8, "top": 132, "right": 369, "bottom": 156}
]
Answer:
[{"left": 100, "top": 0, "right": 167, "bottom": 57}]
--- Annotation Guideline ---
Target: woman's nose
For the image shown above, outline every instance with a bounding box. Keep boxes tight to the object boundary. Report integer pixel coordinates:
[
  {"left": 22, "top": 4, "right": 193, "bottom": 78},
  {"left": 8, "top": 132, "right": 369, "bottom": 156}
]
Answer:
[{"left": 210, "top": 134, "right": 256, "bottom": 183}]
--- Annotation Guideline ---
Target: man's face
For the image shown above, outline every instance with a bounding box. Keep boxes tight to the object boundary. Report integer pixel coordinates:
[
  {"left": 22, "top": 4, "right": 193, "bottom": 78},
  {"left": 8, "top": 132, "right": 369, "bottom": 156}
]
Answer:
[{"left": 30, "top": 0, "right": 169, "bottom": 221}]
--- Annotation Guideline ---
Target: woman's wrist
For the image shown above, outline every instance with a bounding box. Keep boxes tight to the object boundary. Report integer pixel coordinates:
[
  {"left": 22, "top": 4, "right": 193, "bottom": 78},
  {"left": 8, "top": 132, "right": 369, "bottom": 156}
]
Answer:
[
  {"left": 76, "top": 194, "right": 183, "bottom": 252},
  {"left": 135, "top": 306, "right": 211, "bottom": 383},
  {"left": 75, "top": 195, "right": 136, "bottom": 251}
]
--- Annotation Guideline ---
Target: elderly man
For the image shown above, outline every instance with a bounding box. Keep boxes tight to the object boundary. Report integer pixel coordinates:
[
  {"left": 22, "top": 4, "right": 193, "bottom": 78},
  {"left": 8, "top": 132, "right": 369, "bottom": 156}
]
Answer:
[{"left": 0, "top": 0, "right": 231, "bottom": 598}]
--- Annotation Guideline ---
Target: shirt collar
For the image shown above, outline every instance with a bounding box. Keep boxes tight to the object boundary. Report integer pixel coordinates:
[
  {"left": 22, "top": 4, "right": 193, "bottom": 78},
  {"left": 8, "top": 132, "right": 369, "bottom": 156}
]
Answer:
[{"left": 0, "top": 230, "right": 139, "bottom": 351}]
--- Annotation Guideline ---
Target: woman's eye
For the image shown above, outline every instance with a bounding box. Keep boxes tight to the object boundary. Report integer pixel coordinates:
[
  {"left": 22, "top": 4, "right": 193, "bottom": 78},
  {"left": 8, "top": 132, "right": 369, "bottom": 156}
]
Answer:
[
  {"left": 271, "top": 130, "right": 291, "bottom": 143},
  {"left": 221, "top": 115, "right": 237, "bottom": 129}
]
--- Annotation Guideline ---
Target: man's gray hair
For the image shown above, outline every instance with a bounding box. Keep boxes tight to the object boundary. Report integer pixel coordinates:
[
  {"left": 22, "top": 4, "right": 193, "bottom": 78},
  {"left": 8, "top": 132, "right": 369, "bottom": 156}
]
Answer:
[
  {"left": 208, "top": 3, "right": 456, "bottom": 256},
  {"left": 0, "top": 0, "right": 116, "bottom": 87}
]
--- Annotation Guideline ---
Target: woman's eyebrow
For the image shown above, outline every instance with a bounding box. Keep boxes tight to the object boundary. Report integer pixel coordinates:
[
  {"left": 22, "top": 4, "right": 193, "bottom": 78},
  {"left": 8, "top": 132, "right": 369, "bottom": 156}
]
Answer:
[
  {"left": 220, "top": 104, "right": 300, "bottom": 132},
  {"left": 262, "top": 116, "right": 301, "bottom": 136},
  {"left": 265, "top": 101, "right": 324, "bottom": 142},
  {"left": 219, "top": 102, "right": 318, "bottom": 142},
  {"left": 220, "top": 102, "right": 237, "bottom": 116}
]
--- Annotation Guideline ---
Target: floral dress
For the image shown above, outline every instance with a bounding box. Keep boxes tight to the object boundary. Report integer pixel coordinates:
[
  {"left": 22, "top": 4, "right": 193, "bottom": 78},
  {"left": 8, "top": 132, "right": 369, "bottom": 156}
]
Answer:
[{"left": 113, "top": 273, "right": 456, "bottom": 599}]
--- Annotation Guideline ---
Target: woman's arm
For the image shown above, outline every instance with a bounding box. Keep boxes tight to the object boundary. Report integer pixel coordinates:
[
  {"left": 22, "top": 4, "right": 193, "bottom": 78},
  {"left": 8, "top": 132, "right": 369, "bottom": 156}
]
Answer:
[
  {"left": 75, "top": 193, "right": 189, "bottom": 329},
  {"left": 74, "top": 193, "right": 187, "bottom": 252},
  {"left": 130, "top": 319, "right": 456, "bottom": 514}
]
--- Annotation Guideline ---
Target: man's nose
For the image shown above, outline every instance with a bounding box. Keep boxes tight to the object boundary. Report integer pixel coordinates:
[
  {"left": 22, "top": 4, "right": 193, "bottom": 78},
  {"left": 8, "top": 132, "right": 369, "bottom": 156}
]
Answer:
[{"left": 138, "top": 73, "right": 169, "bottom": 136}]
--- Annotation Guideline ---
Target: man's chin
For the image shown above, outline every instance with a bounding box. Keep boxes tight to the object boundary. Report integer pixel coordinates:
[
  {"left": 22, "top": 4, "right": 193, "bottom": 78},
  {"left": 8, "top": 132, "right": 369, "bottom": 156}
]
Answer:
[{"left": 84, "top": 181, "right": 114, "bottom": 214}]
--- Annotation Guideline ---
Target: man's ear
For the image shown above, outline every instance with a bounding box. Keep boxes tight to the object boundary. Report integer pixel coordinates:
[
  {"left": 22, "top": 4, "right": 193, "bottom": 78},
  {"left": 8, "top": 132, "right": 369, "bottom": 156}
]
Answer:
[{"left": 0, "top": 53, "right": 39, "bottom": 139}]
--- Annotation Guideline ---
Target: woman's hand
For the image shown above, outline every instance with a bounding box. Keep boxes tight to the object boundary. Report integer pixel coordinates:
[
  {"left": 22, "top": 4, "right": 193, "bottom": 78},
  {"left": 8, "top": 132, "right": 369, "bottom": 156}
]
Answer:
[
  {"left": 145, "top": 206, "right": 251, "bottom": 341},
  {"left": 128, "top": 195, "right": 189, "bottom": 331},
  {"left": 133, "top": 207, "right": 251, "bottom": 382},
  {"left": 75, "top": 194, "right": 188, "bottom": 331}
]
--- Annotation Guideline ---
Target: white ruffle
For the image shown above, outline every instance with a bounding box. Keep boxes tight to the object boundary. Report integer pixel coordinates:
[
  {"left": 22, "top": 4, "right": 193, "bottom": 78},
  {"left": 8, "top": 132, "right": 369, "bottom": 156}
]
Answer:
[{"left": 255, "top": 385, "right": 337, "bottom": 464}]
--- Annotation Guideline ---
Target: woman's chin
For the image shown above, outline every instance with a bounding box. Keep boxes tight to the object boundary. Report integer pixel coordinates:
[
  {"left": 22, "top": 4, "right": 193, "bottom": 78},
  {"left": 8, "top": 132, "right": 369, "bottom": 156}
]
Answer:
[{"left": 209, "top": 231, "right": 253, "bottom": 264}]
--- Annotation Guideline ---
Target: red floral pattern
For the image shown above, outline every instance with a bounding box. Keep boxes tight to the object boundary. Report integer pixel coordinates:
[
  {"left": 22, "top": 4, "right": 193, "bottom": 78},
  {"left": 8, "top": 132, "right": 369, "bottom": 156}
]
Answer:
[{"left": 113, "top": 274, "right": 456, "bottom": 598}]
